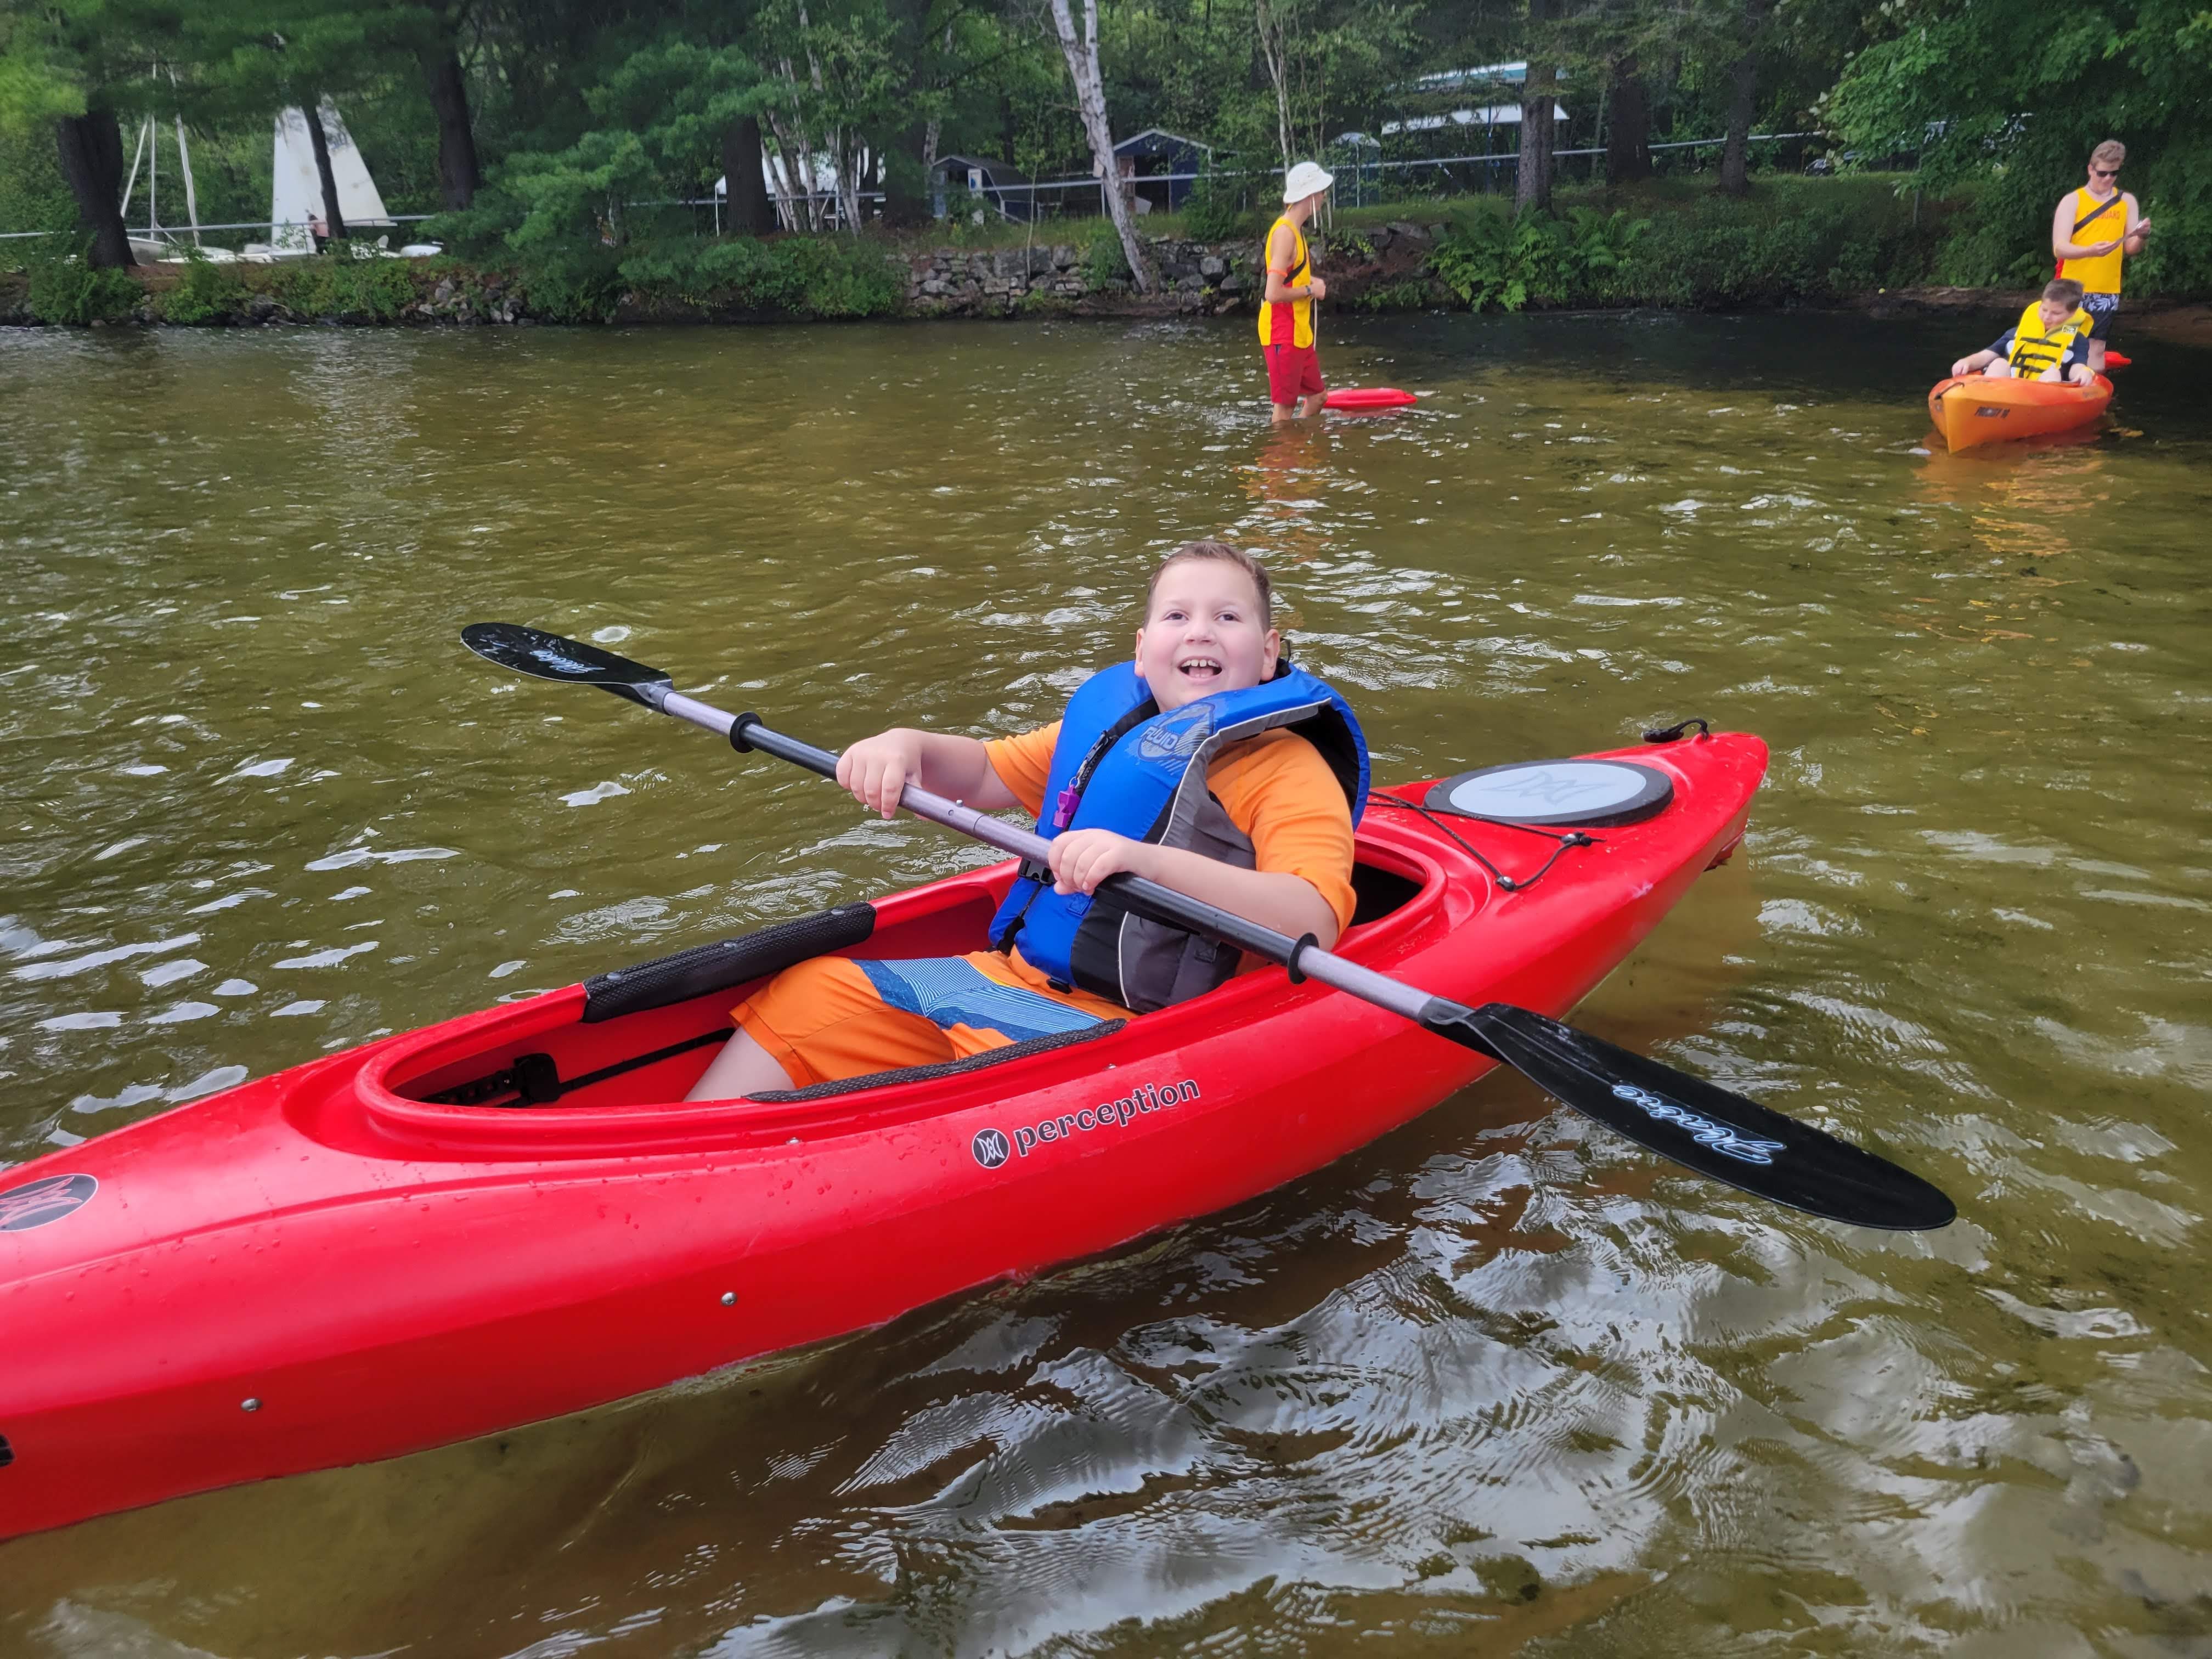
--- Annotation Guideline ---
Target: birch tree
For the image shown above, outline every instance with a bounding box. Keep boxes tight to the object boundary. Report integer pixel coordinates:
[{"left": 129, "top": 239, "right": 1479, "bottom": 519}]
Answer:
[{"left": 1044, "top": 0, "right": 1155, "bottom": 294}]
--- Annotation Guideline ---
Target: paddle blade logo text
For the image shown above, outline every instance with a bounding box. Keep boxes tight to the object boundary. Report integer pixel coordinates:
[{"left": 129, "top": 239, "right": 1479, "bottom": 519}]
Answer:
[
  {"left": 1610, "top": 1085, "right": 1785, "bottom": 1165},
  {"left": 0, "top": 1173, "right": 99, "bottom": 1232}
]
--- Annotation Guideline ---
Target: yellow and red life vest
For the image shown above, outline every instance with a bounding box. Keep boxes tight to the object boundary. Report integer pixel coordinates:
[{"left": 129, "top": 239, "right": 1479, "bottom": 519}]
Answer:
[{"left": 1256, "top": 215, "right": 1313, "bottom": 349}]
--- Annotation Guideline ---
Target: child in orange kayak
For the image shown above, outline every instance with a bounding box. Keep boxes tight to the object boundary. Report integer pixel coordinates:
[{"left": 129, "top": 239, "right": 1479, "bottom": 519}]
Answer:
[
  {"left": 686, "top": 541, "right": 1369, "bottom": 1099},
  {"left": 1950, "top": 278, "right": 2098, "bottom": 386}
]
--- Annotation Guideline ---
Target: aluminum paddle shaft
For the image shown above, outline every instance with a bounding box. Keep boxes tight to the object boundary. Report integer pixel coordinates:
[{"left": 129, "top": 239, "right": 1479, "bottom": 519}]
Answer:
[
  {"left": 459, "top": 620, "right": 1957, "bottom": 1231},
  {"left": 715, "top": 708, "right": 1439, "bottom": 1028}
]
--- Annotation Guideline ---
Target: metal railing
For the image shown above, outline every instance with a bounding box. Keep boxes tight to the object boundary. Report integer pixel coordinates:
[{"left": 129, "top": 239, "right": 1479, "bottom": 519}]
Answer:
[{"left": 2, "top": 133, "right": 1826, "bottom": 240}]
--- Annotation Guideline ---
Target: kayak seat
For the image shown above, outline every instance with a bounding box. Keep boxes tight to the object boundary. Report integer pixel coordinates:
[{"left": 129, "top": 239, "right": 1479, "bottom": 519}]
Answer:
[
  {"left": 746, "top": 1019, "right": 1128, "bottom": 1103},
  {"left": 397, "top": 858, "right": 1427, "bottom": 1110}
]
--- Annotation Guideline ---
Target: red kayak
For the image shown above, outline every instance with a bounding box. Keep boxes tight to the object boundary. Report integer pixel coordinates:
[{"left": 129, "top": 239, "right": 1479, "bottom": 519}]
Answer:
[
  {"left": 1324, "top": 386, "right": 1419, "bottom": 412},
  {"left": 0, "top": 730, "right": 1767, "bottom": 1541}
]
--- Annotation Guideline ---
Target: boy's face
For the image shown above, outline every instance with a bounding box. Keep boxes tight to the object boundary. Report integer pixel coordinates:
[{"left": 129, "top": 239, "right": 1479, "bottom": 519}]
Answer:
[
  {"left": 1135, "top": 560, "right": 1280, "bottom": 712},
  {"left": 2039, "top": 295, "right": 2075, "bottom": 329}
]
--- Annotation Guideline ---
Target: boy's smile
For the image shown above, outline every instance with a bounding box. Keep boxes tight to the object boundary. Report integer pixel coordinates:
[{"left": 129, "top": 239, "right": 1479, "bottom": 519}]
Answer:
[{"left": 1135, "top": 560, "right": 1280, "bottom": 712}]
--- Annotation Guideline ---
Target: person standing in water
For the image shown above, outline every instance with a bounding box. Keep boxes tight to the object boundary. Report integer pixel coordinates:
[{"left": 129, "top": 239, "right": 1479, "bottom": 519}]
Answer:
[
  {"left": 1259, "top": 161, "right": 1334, "bottom": 423},
  {"left": 2052, "top": 139, "right": 2153, "bottom": 374}
]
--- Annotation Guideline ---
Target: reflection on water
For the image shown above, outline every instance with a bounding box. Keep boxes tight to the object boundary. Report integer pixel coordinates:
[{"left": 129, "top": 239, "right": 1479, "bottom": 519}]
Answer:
[{"left": 2, "top": 314, "right": 2209, "bottom": 1656}]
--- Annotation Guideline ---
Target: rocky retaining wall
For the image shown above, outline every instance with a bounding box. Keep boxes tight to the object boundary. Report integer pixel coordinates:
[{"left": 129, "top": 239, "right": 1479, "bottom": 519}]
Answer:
[
  {"left": 2, "top": 219, "right": 1457, "bottom": 327},
  {"left": 901, "top": 221, "right": 1451, "bottom": 318}
]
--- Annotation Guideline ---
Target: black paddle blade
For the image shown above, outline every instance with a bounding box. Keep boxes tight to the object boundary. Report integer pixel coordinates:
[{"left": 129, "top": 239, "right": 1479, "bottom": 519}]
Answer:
[
  {"left": 460, "top": 623, "right": 673, "bottom": 709},
  {"left": 1437, "top": 1002, "right": 1956, "bottom": 1231}
]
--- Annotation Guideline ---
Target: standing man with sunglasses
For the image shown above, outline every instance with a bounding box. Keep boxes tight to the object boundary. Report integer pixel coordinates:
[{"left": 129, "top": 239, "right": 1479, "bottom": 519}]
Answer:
[{"left": 2052, "top": 140, "right": 2153, "bottom": 374}]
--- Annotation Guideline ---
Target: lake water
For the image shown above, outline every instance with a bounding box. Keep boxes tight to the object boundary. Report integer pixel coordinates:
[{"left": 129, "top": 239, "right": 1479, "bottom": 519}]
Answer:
[{"left": 2, "top": 312, "right": 2209, "bottom": 1656}]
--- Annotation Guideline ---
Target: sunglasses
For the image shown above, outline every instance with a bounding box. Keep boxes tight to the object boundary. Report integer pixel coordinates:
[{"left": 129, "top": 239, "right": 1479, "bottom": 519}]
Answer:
[{"left": 2092, "top": 167, "right": 2121, "bottom": 177}]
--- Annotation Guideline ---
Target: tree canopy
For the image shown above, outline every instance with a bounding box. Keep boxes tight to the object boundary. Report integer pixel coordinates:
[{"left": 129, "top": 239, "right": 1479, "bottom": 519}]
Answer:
[{"left": 1, "top": 0, "right": 2205, "bottom": 293}]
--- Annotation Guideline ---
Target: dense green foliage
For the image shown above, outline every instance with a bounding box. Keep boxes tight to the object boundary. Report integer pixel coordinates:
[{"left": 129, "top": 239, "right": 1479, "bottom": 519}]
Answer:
[
  {"left": 22, "top": 233, "right": 139, "bottom": 320},
  {"left": 1826, "top": 0, "right": 2210, "bottom": 296},
  {"left": 1418, "top": 176, "right": 1955, "bottom": 312},
  {"left": 1, "top": 0, "right": 2204, "bottom": 306}
]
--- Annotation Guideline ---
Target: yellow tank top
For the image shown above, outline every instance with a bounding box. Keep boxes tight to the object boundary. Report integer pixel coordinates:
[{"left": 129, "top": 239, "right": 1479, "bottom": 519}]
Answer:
[
  {"left": 2058, "top": 187, "right": 2126, "bottom": 294},
  {"left": 1256, "top": 215, "right": 1313, "bottom": 348},
  {"left": 2005, "top": 301, "right": 2094, "bottom": 377}
]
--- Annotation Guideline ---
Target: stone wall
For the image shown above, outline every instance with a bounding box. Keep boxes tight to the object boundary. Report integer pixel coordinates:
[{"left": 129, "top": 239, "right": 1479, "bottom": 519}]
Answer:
[
  {"left": 900, "top": 220, "right": 1453, "bottom": 318},
  {"left": 904, "top": 237, "right": 1262, "bottom": 318},
  {"left": 2, "top": 219, "right": 1459, "bottom": 328}
]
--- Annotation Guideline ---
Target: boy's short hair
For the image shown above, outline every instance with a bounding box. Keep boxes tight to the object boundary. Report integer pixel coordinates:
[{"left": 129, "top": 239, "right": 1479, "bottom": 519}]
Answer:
[
  {"left": 1148, "top": 540, "right": 1273, "bottom": 629},
  {"left": 2044, "top": 276, "right": 2086, "bottom": 307},
  {"left": 2090, "top": 138, "right": 2126, "bottom": 168}
]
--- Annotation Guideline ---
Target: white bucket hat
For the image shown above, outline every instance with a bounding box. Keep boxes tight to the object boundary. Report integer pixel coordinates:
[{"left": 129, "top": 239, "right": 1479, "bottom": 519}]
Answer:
[{"left": 1282, "top": 161, "right": 1335, "bottom": 204}]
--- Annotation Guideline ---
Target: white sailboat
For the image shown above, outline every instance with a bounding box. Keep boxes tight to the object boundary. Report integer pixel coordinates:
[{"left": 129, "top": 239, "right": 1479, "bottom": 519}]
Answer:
[{"left": 243, "top": 100, "right": 396, "bottom": 259}]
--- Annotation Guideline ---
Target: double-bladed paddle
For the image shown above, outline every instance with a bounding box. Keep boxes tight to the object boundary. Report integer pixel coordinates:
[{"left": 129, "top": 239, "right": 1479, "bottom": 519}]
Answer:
[{"left": 461, "top": 622, "right": 1957, "bottom": 1232}]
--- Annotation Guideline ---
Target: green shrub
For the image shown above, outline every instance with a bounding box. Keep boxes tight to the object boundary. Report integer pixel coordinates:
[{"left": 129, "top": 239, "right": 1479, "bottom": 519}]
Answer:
[
  {"left": 161, "top": 250, "right": 246, "bottom": 325},
  {"left": 1180, "top": 179, "right": 1252, "bottom": 241},
  {"left": 263, "top": 247, "right": 420, "bottom": 320},
  {"left": 24, "top": 240, "right": 140, "bottom": 325},
  {"left": 1431, "top": 208, "right": 1568, "bottom": 312},
  {"left": 619, "top": 235, "right": 904, "bottom": 319},
  {"left": 1082, "top": 220, "right": 1131, "bottom": 286}
]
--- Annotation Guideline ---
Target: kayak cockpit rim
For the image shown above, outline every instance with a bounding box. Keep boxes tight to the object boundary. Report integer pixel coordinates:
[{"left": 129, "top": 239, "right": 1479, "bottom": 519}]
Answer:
[{"left": 335, "top": 832, "right": 1454, "bottom": 1159}]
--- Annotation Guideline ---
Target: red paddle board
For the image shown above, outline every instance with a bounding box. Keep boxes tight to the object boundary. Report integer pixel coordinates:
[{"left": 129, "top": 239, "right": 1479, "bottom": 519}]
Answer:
[{"left": 1324, "top": 387, "right": 1419, "bottom": 412}]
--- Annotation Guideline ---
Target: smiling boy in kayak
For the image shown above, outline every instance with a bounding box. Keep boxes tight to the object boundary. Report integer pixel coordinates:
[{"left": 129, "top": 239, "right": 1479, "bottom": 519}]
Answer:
[
  {"left": 687, "top": 541, "right": 1367, "bottom": 1098},
  {"left": 1950, "top": 278, "right": 2099, "bottom": 385}
]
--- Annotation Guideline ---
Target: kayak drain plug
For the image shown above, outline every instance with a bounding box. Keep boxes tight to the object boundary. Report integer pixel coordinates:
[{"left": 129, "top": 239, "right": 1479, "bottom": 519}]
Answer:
[
  {"left": 241, "top": 1398, "right": 261, "bottom": 1412},
  {"left": 720, "top": 1292, "right": 737, "bottom": 1306}
]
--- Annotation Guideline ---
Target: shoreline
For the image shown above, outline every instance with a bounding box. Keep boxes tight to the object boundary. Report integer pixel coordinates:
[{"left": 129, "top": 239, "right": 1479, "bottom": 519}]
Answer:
[{"left": 5, "top": 253, "right": 2207, "bottom": 339}]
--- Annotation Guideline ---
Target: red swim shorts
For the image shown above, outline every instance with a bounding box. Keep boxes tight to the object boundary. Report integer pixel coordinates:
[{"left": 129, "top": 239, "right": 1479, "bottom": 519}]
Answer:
[{"left": 1264, "top": 341, "right": 1324, "bottom": 405}]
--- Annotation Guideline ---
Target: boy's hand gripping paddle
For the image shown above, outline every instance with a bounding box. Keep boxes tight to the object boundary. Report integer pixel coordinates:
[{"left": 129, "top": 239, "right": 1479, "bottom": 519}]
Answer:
[{"left": 461, "top": 622, "right": 1957, "bottom": 1233}]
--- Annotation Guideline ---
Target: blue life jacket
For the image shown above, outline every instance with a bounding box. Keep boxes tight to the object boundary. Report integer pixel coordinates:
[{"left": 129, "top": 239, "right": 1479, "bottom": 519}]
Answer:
[{"left": 988, "top": 661, "right": 1369, "bottom": 1013}]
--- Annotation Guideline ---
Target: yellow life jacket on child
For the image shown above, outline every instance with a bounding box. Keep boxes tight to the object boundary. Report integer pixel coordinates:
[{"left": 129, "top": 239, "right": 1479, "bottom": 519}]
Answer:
[
  {"left": 2057, "top": 188, "right": 2126, "bottom": 294},
  {"left": 2006, "top": 302, "right": 2094, "bottom": 377},
  {"left": 1256, "top": 215, "right": 1314, "bottom": 349}
]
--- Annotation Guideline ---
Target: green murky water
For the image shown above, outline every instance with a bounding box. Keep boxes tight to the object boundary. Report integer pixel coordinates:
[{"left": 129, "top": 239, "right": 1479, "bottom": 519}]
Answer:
[{"left": 2, "top": 313, "right": 2209, "bottom": 1656}]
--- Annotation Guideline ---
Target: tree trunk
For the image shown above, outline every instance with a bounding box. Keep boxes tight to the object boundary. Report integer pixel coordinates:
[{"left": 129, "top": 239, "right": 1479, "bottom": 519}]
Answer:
[
  {"left": 1255, "top": 0, "right": 1294, "bottom": 173},
  {"left": 1515, "top": 6, "right": 1555, "bottom": 214},
  {"left": 1605, "top": 55, "right": 1651, "bottom": 184},
  {"left": 1046, "top": 0, "right": 1155, "bottom": 292},
  {"left": 879, "top": 120, "right": 932, "bottom": 228},
  {"left": 723, "top": 116, "right": 774, "bottom": 235},
  {"left": 54, "top": 109, "right": 136, "bottom": 268},
  {"left": 420, "top": 46, "right": 482, "bottom": 210},
  {"left": 1716, "top": 0, "right": 1770, "bottom": 197},
  {"left": 305, "top": 97, "right": 348, "bottom": 241}
]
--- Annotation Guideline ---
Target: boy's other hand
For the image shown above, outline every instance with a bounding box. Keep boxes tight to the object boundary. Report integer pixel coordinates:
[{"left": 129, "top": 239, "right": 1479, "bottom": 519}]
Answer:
[
  {"left": 1047, "top": 828, "right": 1152, "bottom": 896},
  {"left": 837, "top": 729, "right": 925, "bottom": 819},
  {"left": 1308, "top": 276, "right": 1327, "bottom": 301},
  {"left": 1950, "top": 355, "right": 1978, "bottom": 377}
]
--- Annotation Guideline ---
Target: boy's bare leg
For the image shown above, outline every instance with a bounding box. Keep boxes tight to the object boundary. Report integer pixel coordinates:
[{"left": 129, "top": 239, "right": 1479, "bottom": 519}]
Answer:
[
  {"left": 2087, "top": 337, "right": 2108, "bottom": 373},
  {"left": 1271, "top": 401, "right": 1300, "bottom": 423},
  {"left": 1298, "top": 391, "right": 1327, "bottom": 419},
  {"left": 1982, "top": 362, "right": 2013, "bottom": 379},
  {"left": 686, "top": 1026, "right": 798, "bottom": 1101}
]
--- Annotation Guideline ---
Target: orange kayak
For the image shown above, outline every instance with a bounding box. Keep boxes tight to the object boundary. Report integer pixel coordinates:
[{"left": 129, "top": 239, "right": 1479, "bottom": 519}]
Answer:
[{"left": 1927, "top": 373, "right": 2113, "bottom": 452}]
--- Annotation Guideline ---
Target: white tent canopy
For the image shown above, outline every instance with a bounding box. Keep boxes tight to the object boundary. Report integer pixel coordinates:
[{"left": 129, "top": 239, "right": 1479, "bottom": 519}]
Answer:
[{"left": 1380, "top": 104, "right": 1570, "bottom": 137}]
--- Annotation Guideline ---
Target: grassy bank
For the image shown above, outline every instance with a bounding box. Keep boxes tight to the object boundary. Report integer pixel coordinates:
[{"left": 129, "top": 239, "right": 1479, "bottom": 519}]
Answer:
[{"left": 10, "top": 172, "right": 2185, "bottom": 327}]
